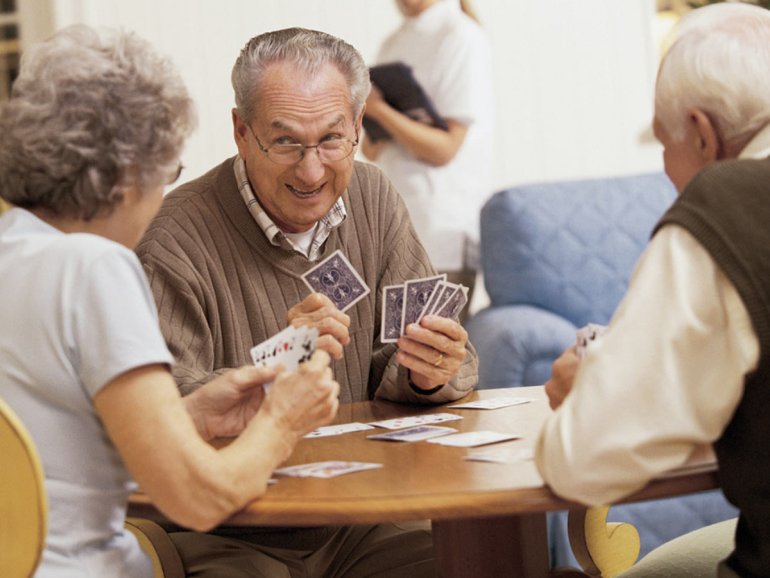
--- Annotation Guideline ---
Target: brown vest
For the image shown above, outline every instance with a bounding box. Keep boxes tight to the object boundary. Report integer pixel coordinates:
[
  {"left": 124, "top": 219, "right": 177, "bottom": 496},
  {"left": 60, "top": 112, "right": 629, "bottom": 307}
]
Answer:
[{"left": 654, "top": 157, "right": 770, "bottom": 578}]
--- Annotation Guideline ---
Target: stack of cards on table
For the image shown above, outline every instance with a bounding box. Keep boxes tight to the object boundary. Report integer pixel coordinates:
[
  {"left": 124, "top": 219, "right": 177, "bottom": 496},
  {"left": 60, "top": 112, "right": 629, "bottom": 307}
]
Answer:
[
  {"left": 301, "top": 249, "right": 370, "bottom": 312},
  {"left": 381, "top": 274, "right": 469, "bottom": 343},
  {"left": 250, "top": 325, "right": 319, "bottom": 389}
]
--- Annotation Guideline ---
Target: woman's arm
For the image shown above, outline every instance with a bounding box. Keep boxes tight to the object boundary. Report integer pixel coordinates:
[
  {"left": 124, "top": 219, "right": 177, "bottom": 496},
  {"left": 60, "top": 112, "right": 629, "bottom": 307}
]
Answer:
[
  {"left": 94, "top": 352, "right": 339, "bottom": 531},
  {"left": 363, "top": 85, "right": 469, "bottom": 167}
]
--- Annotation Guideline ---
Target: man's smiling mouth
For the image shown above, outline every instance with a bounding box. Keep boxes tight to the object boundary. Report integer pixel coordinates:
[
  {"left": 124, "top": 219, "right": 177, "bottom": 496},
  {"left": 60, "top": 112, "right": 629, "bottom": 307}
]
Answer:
[{"left": 287, "top": 184, "right": 324, "bottom": 198}]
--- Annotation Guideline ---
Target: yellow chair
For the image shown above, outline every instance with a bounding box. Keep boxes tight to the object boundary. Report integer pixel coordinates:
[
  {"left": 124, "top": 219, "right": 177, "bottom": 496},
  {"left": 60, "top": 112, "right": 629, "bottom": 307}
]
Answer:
[
  {"left": 551, "top": 506, "right": 641, "bottom": 577},
  {"left": 0, "top": 396, "right": 185, "bottom": 578},
  {"left": 126, "top": 518, "right": 186, "bottom": 578},
  {"left": 0, "top": 396, "right": 47, "bottom": 578}
]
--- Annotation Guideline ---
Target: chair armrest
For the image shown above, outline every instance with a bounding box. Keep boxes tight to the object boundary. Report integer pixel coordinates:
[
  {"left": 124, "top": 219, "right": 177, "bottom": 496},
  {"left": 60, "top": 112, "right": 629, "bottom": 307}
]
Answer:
[
  {"left": 125, "top": 517, "right": 185, "bottom": 578},
  {"left": 567, "top": 507, "right": 640, "bottom": 578},
  {"left": 466, "top": 305, "right": 577, "bottom": 388}
]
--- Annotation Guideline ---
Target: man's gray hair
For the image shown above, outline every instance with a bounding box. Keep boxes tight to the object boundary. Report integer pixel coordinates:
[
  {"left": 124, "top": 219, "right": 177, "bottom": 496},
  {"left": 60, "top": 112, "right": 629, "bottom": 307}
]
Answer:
[
  {"left": 231, "top": 27, "right": 371, "bottom": 124},
  {"left": 655, "top": 3, "right": 770, "bottom": 147},
  {"left": 0, "top": 24, "right": 196, "bottom": 219}
]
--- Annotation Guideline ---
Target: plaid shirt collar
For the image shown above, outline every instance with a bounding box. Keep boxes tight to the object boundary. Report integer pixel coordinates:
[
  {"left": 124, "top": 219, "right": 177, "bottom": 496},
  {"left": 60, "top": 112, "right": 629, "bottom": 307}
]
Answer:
[{"left": 234, "top": 155, "right": 346, "bottom": 261}]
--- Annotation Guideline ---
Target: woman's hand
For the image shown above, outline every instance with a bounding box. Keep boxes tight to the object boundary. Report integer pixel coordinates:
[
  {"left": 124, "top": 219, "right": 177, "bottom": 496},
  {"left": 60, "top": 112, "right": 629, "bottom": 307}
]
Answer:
[
  {"left": 261, "top": 350, "right": 340, "bottom": 442},
  {"left": 185, "top": 365, "right": 278, "bottom": 441}
]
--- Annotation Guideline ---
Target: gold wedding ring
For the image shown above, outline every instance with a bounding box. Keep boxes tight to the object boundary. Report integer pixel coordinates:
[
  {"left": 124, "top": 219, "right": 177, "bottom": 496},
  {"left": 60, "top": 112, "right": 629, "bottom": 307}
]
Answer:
[{"left": 433, "top": 353, "right": 445, "bottom": 367}]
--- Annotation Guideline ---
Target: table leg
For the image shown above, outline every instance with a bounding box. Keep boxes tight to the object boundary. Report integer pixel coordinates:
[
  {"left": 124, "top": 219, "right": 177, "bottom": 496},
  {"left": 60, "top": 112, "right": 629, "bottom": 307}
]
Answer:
[{"left": 432, "top": 513, "right": 550, "bottom": 578}]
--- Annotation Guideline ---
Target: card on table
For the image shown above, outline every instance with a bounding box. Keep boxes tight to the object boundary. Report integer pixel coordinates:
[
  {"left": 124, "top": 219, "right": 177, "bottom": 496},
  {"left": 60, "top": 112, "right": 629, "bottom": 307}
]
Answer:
[
  {"left": 380, "top": 284, "right": 405, "bottom": 344},
  {"left": 464, "top": 447, "right": 535, "bottom": 464},
  {"left": 274, "top": 461, "right": 383, "bottom": 478},
  {"left": 302, "top": 249, "right": 370, "bottom": 312},
  {"left": 427, "top": 430, "right": 521, "bottom": 448},
  {"left": 303, "top": 422, "right": 376, "bottom": 438},
  {"left": 368, "top": 412, "right": 463, "bottom": 430},
  {"left": 449, "top": 397, "right": 534, "bottom": 410},
  {"left": 367, "top": 425, "right": 458, "bottom": 442}
]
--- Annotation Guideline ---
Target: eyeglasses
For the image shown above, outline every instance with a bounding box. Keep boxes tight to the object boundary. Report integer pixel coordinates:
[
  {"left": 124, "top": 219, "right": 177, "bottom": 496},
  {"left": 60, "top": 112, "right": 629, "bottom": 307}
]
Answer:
[
  {"left": 248, "top": 126, "right": 359, "bottom": 165},
  {"left": 168, "top": 162, "right": 184, "bottom": 185}
]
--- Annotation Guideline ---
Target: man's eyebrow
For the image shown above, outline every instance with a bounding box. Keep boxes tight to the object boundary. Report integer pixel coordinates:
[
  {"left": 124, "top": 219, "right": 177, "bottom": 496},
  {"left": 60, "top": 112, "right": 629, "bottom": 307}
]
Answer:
[{"left": 270, "top": 115, "right": 346, "bottom": 132}]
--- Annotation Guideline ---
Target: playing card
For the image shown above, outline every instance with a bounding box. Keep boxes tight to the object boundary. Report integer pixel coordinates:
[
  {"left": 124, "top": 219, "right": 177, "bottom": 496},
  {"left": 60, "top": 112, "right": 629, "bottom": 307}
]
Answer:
[
  {"left": 420, "top": 281, "right": 453, "bottom": 318},
  {"left": 401, "top": 274, "right": 446, "bottom": 334},
  {"left": 250, "top": 325, "right": 319, "bottom": 372},
  {"left": 449, "top": 397, "right": 534, "bottom": 410},
  {"left": 380, "top": 284, "right": 405, "bottom": 343},
  {"left": 250, "top": 326, "right": 319, "bottom": 392},
  {"left": 368, "top": 412, "right": 463, "bottom": 430},
  {"left": 274, "top": 461, "right": 383, "bottom": 478},
  {"left": 464, "top": 447, "right": 535, "bottom": 464},
  {"left": 303, "top": 422, "right": 376, "bottom": 438},
  {"left": 575, "top": 323, "right": 607, "bottom": 359},
  {"left": 302, "top": 250, "right": 370, "bottom": 312},
  {"left": 435, "top": 284, "right": 469, "bottom": 319},
  {"left": 250, "top": 325, "right": 298, "bottom": 368},
  {"left": 367, "top": 425, "right": 458, "bottom": 442},
  {"left": 427, "top": 431, "right": 521, "bottom": 447}
]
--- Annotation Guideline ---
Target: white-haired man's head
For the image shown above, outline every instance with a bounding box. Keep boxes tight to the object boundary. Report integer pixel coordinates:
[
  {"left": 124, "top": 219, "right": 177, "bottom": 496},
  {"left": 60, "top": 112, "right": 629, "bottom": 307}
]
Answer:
[{"left": 653, "top": 3, "right": 770, "bottom": 191}]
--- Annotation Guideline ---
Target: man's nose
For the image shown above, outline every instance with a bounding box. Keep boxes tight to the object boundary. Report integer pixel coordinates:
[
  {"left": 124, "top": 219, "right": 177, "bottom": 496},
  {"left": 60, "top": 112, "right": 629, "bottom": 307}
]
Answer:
[{"left": 294, "top": 147, "right": 326, "bottom": 183}]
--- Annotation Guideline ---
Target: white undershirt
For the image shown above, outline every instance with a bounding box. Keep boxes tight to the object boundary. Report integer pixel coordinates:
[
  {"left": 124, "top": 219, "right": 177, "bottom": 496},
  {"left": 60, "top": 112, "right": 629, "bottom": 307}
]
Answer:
[{"left": 283, "top": 222, "right": 319, "bottom": 258}]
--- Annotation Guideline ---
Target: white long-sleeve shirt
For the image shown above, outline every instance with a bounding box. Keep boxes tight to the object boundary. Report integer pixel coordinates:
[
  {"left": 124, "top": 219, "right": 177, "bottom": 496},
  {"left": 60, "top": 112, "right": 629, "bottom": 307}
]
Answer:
[
  {"left": 535, "top": 224, "right": 759, "bottom": 506},
  {"left": 534, "top": 124, "right": 770, "bottom": 505}
]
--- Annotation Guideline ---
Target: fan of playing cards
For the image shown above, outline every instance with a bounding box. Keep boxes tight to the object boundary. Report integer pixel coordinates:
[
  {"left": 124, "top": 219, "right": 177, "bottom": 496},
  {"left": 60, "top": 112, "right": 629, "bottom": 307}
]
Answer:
[
  {"left": 380, "top": 274, "right": 469, "bottom": 343},
  {"left": 250, "top": 325, "right": 320, "bottom": 377}
]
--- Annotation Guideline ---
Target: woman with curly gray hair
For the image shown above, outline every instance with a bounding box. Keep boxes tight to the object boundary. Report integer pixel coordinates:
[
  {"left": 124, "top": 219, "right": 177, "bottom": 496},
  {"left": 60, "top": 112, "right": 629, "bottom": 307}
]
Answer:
[{"left": 0, "top": 25, "right": 339, "bottom": 578}]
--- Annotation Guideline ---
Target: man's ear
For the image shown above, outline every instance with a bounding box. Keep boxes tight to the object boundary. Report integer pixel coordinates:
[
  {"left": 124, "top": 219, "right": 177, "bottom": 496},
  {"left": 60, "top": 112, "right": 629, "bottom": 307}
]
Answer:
[
  {"left": 232, "top": 108, "right": 249, "bottom": 157},
  {"left": 690, "top": 108, "right": 721, "bottom": 162},
  {"left": 355, "top": 106, "right": 365, "bottom": 134}
]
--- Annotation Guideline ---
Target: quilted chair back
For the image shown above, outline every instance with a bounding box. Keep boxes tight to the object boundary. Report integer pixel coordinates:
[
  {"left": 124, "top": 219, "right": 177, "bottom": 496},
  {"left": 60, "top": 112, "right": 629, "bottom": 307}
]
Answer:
[{"left": 481, "top": 172, "right": 677, "bottom": 329}]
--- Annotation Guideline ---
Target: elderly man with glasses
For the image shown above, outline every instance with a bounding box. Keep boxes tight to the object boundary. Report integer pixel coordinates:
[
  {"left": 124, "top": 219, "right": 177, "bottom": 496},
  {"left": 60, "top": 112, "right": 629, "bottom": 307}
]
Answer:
[{"left": 136, "top": 27, "right": 478, "bottom": 578}]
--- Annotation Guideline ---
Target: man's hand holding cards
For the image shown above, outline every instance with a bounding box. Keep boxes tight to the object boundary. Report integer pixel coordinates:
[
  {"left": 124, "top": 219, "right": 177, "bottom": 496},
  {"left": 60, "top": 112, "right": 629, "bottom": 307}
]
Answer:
[
  {"left": 291, "top": 250, "right": 368, "bottom": 360},
  {"left": 380, "top": 273, "right": 471, "bottom": 393},
  {"left": 380, "top": 275, "right": 469, "bottom": 343}
]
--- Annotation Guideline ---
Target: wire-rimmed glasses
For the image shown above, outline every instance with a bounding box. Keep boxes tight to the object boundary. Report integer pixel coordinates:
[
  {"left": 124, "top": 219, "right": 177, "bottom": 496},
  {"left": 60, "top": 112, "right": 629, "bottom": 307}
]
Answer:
[{"left": 248, "top": 126, "right": 359, "bottom": 165}]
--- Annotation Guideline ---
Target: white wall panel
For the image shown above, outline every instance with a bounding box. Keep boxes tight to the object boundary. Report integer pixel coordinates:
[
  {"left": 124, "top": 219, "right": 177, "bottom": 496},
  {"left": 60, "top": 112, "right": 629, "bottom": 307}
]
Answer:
[{"left": 20, "top": 0, "right": 663, "bottom": 191}]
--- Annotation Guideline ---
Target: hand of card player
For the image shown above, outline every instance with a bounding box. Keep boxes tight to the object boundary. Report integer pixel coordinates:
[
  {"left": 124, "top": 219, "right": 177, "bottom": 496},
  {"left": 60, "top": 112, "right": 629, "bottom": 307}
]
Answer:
[
  {"left": 381, "top": 274, "right": 471, "bottom": 393},
  {"left": 258, "top": 349, "right": 340, "bottom": 449},
  {"left": 287, "top": 293, "right": 351, "bottom": 360},
  {"left": 296, "top": 250, "right": 368, "bottom": 359},
  {"left": 543, "top": 323, "right": 606, "bottom": 410},
  {"left": 380, "top": 275, "right": 469, "bottom": 343},
  {"left": 250, "top": 325, "right": 320, "bottom": 391}
]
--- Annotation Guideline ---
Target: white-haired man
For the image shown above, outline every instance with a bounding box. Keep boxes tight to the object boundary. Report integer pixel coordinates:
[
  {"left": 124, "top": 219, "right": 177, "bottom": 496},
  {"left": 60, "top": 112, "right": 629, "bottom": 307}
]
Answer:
[{"left": 536, "top": 4, "right": 770, "bottom": 577}]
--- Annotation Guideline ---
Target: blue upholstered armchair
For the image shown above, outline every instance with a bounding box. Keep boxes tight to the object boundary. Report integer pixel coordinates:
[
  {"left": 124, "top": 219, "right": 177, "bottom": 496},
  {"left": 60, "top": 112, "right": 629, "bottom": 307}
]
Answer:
[
  {"left": 467, "top": 171, "right": 678, "bottom": 389},
  {"left": 466, "top": 172, "right": 737, "bottom": 567}
]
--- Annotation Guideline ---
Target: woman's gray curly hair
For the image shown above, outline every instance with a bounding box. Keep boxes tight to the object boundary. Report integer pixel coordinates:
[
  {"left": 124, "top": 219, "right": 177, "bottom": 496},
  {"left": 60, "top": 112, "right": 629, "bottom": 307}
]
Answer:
[
  {"left": 231, "top": 27, "right": 370, "bottom": 125},
  {"left": 0, "top": 24, "right": 197, "bottom": 219}
]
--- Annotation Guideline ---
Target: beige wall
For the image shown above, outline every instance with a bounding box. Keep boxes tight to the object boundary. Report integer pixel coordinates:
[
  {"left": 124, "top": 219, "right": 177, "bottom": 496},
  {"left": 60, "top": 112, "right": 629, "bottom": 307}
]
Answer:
[{"left": 17, "top": 0, "right": 663, "bottom": 193}]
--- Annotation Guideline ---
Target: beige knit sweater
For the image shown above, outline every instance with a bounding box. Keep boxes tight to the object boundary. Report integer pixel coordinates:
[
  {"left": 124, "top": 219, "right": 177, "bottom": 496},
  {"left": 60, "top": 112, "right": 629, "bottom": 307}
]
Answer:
[{"left": 136, "top": 157, "right": 478, "bottom": 404}]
